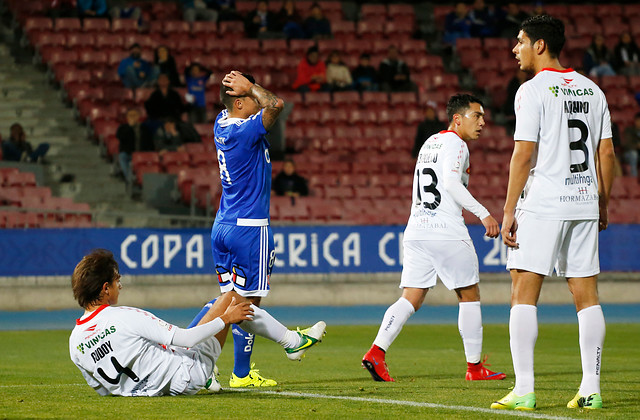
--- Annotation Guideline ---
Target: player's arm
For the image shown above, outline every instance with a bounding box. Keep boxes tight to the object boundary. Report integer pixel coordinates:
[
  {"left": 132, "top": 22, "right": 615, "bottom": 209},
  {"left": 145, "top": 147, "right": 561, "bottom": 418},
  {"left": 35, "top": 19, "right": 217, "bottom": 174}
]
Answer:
[
  {"left": 596, "top": 137, "right": 616, "bottom": 231},
  {"left": 171, "top": 298, "right": 253, "bottom": 348},
  {"left": 502, "top": 140, "right": 535, "bottom": 247},
  {"left": 249, "top": 83, "right": 284, "bottom": 130}
]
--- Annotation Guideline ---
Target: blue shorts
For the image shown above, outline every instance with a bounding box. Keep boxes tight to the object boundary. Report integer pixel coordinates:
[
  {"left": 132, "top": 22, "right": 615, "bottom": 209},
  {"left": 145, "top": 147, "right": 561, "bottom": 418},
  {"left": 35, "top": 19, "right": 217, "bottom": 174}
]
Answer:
[{"left": 211, "top": 222, "right": 275, "bottom": 297}]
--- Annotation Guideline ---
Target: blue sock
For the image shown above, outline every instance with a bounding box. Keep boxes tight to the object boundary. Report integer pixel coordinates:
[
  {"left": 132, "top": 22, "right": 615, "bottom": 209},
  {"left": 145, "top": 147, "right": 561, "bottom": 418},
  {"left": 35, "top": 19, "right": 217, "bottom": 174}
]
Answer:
[
  {"left": 188, "top": 298, "right": 217, "bottom": 328},
  {"left": 232, "top": 324, "right": 254, "bottom": 378}
]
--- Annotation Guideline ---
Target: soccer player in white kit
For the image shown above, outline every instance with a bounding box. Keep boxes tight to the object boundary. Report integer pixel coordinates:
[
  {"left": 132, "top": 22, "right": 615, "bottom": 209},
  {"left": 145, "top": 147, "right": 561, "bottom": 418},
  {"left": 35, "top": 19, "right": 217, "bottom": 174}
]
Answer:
[
  {"left": 491, "top": 16, "right": 616, "bottom": 411},
  {"left": 69, "top": 249, "right": 254, "bottom": 396},
  {"left": 362, "top": 94, "right": 506, "bottom": 383}
]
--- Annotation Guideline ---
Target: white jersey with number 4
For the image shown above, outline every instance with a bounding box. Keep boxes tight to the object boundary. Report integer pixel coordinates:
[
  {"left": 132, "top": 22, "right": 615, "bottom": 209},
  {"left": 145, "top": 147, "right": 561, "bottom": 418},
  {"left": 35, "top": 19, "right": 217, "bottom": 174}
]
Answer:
[
  {"left": 69, "top": 305, "right": 183, "bottom": 397},
  {"left": 404, "top": 130, "right": 488, "bottom": 241},
  {"left": 514, "top": 68, "right": 612, "bottom": 220}
]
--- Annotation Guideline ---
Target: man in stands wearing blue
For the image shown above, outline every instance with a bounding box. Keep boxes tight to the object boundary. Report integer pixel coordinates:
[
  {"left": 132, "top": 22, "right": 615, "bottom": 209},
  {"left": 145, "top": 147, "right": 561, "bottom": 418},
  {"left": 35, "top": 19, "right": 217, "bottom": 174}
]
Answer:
[
  {"left": 118, "top": 43, "right": 159, "bottom": 90},
  {"left": 188, "top": 71, "right": 326, "bottom": 388}
]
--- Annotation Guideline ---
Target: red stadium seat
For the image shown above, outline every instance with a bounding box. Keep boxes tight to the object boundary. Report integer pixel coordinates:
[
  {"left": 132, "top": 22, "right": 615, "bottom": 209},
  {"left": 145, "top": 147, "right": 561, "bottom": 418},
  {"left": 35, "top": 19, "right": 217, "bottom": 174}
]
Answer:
[
  {"left": 0, "top": 187, "right": 23, "bottom": 206},
  {"left": 162, "top": 151, "right": 191, "bottom": 170},
  {"left": 66, "top": 32, "right": 95, "bottom": 50},
  {"left": 191, "top": 21, "right": 217, "bottom": 37},
  {"left": 277, "top": 201, "right": 310, "bottom": 221},
  {"left": 111, "top": 18, "right": 139, "bottom": 34},
  {"left": 289, "top": 39, "right": 316, "bottom": 55},
  {"left": 55, "top": 18, "right": 82, "bottom": 32},
  {"left": 5, "top": 171, "right": 36, "bottom": 188},
  {"left": 261, "top": 39, "right": 288, "bottom": 54},
  {"left": 83, "top": 18, "right": 110, "bottom": 33}
]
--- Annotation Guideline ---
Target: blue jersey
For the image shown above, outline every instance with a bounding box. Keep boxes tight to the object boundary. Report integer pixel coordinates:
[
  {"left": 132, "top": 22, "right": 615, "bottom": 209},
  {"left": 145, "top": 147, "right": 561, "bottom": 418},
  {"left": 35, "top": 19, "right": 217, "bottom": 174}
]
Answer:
[{"left": 213, "top": 109, "right": 271, "bottom": 225}]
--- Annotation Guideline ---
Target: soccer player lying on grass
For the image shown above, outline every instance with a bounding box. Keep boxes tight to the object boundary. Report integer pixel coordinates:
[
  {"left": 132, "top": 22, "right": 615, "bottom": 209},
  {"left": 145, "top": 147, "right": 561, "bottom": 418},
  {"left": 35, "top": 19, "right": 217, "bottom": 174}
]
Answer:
[
  {"left": 70, "top": 249, "right": 254, "bottom": 396},
  {"left": 362, "top": 94, "right": 506, "bottom": 383}
]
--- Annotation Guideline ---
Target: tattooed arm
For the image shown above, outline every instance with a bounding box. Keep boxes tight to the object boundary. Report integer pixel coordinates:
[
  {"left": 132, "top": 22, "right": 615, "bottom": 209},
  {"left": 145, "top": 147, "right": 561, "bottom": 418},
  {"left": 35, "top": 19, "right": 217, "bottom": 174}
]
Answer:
[
  {"left": 222, "top": 70, "right": 284, "bottom": 130},
  {"left": 249, "top": 83, "right": 285, "bottom": 130}
]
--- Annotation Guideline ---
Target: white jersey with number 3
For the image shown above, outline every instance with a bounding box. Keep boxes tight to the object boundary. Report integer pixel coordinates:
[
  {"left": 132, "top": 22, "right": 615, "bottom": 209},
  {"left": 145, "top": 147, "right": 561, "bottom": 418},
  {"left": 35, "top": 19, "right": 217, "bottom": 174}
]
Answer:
[
  {"left": 404, "top": 130, "right": 487, "bottom": 241},
  {"left": 69, "top": 305, "right": 183, "bottom": 397},
  {"left": 514, "top": 68, "right": 612, "bottom": 220}
]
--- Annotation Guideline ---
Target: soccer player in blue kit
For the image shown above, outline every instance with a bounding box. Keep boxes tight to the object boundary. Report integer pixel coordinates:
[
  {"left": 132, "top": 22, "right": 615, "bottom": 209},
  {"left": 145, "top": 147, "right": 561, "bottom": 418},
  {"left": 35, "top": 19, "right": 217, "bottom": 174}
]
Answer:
[{"left": 190, "top": 71, "right": 326, "bottom": 388}]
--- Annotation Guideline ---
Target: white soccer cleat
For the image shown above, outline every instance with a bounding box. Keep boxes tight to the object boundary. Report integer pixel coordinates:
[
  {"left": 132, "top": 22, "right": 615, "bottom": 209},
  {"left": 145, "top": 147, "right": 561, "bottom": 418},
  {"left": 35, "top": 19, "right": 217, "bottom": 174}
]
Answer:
[
  {"left": 204, "top": 364, "right": 222, "bottom": 393},
  {"left": 285, "top": 321, "right": 327, "bottom": 361}
]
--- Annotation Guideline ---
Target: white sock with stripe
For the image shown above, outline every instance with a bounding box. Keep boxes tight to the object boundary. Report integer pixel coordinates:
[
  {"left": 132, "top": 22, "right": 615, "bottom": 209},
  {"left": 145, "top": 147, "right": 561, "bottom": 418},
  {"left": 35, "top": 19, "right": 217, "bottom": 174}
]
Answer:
[
  {"left": 458, "top": 301, "right": 482, "bottom": 364},
  {"left": 240, "top": 305, "right": 303, "bottom": 349},
  {"left": 373, "top": 297, "right": 415, "bottom": 351},
  {"left": 510, "top": 304, "right": 538, "bottom": 396},
  {"left": 578, "top": 304, "right": 605, "bottom": 396}
]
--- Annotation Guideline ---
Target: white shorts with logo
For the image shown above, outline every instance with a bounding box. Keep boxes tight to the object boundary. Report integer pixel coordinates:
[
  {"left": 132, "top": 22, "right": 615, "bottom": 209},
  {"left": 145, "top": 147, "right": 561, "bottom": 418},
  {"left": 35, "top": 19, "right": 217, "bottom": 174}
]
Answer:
[
  {"left": 168, "top": 336, "right": 222, "bottom": 396},
  {"left": 400, "top": 239, "right": 480, "bottom": 290},
  {"left": 506, "top": 210, "right": 600, "bottom": 277}
]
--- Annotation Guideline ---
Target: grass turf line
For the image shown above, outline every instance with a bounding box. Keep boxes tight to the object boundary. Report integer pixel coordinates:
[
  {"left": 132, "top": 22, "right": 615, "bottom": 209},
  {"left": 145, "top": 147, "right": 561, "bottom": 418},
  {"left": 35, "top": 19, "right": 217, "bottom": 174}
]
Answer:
[{"left": 1, "top": 324, "right": 638, "bottom": 419}]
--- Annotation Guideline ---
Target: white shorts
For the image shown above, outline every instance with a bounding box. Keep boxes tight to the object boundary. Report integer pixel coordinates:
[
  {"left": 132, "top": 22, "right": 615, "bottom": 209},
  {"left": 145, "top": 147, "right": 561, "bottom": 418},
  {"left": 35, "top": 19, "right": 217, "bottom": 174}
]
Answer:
[
  {"left": 400, "top": 239, "right": 480, "bottom": 290},
  {"left": 506, "top": 210, "right": 600, "bottom": 277},
  {"left": 169, "top": 336, "right": 222, "bottom": 396}
]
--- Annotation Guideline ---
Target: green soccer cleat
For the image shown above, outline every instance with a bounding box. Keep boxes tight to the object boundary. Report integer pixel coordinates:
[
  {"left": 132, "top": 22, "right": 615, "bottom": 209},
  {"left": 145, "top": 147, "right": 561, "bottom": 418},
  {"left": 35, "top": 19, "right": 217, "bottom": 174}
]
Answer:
[
  {"left": 285, "top": 321, "right": 327, "bottom": 361},
  {"left": 490, "top": 391, "right": 536, "bottom": 411},
  {"left": 229, "top": 363, "right": 277, "bottom": 388},
  {"left": 567, "top": 391, "right": 603, "bottom": 409}
]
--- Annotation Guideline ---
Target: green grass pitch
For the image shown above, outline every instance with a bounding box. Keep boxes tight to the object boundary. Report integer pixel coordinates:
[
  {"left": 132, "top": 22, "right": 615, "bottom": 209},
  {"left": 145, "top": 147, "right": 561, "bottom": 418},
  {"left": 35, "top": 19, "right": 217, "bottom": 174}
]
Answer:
[{"left": 1, "top": 324, "right": 639, "bottom": 419}]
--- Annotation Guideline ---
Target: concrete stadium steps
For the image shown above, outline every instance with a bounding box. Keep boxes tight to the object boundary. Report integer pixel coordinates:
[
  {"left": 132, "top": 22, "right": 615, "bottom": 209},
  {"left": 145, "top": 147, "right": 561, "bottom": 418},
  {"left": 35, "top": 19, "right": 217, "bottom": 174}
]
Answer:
[{"left": 0, "top": 40, "right": 159, "bottom": 223}]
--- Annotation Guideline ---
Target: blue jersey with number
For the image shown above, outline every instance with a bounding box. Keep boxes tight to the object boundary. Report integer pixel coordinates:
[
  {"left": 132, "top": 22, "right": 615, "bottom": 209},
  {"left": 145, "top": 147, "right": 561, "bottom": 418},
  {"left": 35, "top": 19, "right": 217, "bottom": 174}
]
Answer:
[{"left": 213, "top": 109, "right": 271, "bottom": 225}]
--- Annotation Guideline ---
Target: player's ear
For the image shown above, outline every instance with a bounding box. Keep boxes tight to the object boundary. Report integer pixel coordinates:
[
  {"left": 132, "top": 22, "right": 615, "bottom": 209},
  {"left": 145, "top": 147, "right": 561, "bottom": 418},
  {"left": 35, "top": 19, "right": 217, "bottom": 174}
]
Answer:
[
  {"left": 535, "top": 38, "right": 546, "bottom": 56},
  {"left": 234, "top": 97, "right": 243, "bottom": 110}
]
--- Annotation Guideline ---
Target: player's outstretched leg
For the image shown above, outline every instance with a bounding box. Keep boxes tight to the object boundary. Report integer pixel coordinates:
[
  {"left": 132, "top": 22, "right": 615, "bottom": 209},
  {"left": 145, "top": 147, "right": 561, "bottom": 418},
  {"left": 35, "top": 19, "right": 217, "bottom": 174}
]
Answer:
[
  {"left": 237, "top": 302, "right": 326, "bottom": 361},
  {"left": 229, "top": 325, "right": 276, "bottom": 387},
  {"left": 361, "top": 296, "right": 416, "bottom": 382},
  {"left": 458, "top": 301, "right": 506, "bottom": 380}
]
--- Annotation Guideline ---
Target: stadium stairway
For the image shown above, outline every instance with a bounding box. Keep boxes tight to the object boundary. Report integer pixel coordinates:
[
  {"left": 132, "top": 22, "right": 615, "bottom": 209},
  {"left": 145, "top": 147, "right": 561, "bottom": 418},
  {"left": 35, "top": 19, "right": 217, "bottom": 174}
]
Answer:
[{"left": 0, "top": 42, "right": 158, "bottom": 226}]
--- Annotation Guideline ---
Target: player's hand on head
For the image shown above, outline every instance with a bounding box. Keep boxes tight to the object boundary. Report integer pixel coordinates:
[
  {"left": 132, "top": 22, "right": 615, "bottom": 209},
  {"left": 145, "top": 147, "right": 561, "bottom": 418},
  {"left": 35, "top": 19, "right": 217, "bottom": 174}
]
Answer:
[
  {"left": 501, "top": 213, "right": 519, "bottom": 248},
  {"left": 222, "top": 70, "right": 253, "bottom": 97},
  {"left": 481, "top": 215, "right": 500, "bottom": 238},
  {"left": 222, "top": 297, "right": 254, "bottom": 324}
]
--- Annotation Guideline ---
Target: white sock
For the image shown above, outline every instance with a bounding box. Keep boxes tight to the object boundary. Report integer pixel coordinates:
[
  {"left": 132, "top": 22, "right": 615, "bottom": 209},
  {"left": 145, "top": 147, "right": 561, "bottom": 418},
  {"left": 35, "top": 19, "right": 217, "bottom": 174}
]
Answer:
[
  {"left": 578, "top": 305, "right": 605, "bottom": 396},
  {"left": 510, "top": 304, "right": 538, "bottom": 396},
  {"left": 239, "top": 305, "right": 303, "bottom": 349},
  {"left": 458, "top": 301, "right": 482, "bottom": 364},
  {"left": 373, "top": 297, "right": 415, "bottom": 351}
]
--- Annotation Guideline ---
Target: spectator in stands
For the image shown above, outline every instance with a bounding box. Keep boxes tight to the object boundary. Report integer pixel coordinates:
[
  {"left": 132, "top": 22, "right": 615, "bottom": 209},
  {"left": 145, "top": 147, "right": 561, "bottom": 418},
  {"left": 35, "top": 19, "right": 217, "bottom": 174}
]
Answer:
[
  {"left": 325, "top": 50, "right": 353, "bottom": 92},
  {"left": 613, "top": 31, "right": 640, "bottom": 76},
  {"left": 154, "top": 46, "right": 182, "bottom": 88},
  {"left": 378, "top": 45, "right": 414, "bottom": 92},
  {"left": 118, "top": 43, "right": 158, "bottom": 90},
  {"left": 623, "top": 112, "right": 640, "bottom": 178},
  {"left": 272, "top": 158, "right": 309, "bottom": 197},
  {"left": 584, "top": 34, "right": 616, "bottom": 77},
  {"left": 244, "top": 0, "right": 278, "bottom": 39},
  {"left": 303, "top": 3, "right": 332, "bottom": 40},
  {"left": 503, "top": 69, "right": 528, "bottom": 132},
  {"left": 468, "top": 0, "right": 503, "bottom": 38},
  {"left": 49, "top": 0, "right": 78, "bottom": 18},
  {"left": 500, "top": 3, "right": 529, "bottom": 39},
  {"left": 213, "top": 0, "right": 241, "bottom": 21},
  {"left": 292, "top": 46, "right": 327, "bottom": 92},
  {"left": 184, "top": 63, "right": 213, "bottom": 124},
  {"left": 443, "top": 2, "right": 472, "bottom": 47},
  {"left": 531, "top": 2, "right": 546, "bottom": 16},
  {"left": 116, "top": 109, "right": 154, "bottom": 184},
  {"left": 352, "top": 53, "right": 378, "bottom": 92},
  {"left": 181, "top": 0, "right": 217, "bottom": 23},
  {"left": 276, "top": 0, "right": 305, "bottom": 40},
  {"left": 411, "top": 102, "right": 446, "bottom": 158},
  {"left": 144, "top": 73, "right": 186, "bottom": 131},
  {"left": 1, "top": 123, "right": 49, "bottom": 163},
  {"left": 77, "top": 0, "right": 107, "bottom": 18},
  {"left": 154, "top": 118, "right": 186, "bottom": 153},
  {"left": 109, "top": 0, "right": 142, "bottom": 21}
]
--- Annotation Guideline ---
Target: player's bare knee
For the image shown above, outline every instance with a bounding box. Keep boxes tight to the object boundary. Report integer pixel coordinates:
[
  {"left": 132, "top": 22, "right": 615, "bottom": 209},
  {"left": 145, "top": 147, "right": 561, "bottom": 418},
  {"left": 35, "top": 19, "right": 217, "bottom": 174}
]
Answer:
[{"left": 456, "top": 284, "right": 480, "bottom": 302}]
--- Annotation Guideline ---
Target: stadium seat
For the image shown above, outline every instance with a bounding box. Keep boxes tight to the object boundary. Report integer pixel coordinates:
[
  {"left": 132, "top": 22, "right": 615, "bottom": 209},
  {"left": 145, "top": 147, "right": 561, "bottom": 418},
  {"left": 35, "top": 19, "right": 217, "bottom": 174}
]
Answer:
[
  {"left": 0, "top": 187, "right": 22, "bottom": 206},
  {"left": 277, "top": 200, "right": 310, "bottom": 221},
  {"left": 92, "top": 120, "right": 119, "bottom": 141},
  {"left": 289, "top": 39, "right": 316, "bottom": 55},
  {"left": 317, "top": 39, "right": 343, "bottom": 55},
  {"left": 384, "top": 21, "right": 413, "bottom": 39},
  {"left": 218, "top": 21, "right": 245, "bottom": 36},
  {"left": 55, "top": 18, "right": 82, "bottom": 32},
  {"left": 82, "top": 18, "right": 110, "bottom": 33},
  {"left": 191, "top": 21, "right": 217, "bottom": 37},
  {"left": 361, "top": 91, "right": 389, "bottom": 108},
  {"left": 331, "top": 20, "right": 356, "bottom": 40},
  {"left": 5, "top": 171, "right": 36, "bottom": 188},
  {"left": 162, "top": 151, "right": 191, "bottom": 170},
  {"left": 388, "top": 4, "right": 415, "bottom": 20}
]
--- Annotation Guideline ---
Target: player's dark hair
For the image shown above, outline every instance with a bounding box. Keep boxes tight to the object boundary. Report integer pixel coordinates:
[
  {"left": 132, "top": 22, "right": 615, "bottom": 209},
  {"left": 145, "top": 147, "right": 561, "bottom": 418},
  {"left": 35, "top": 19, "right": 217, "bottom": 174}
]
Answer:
[
  {"left": 520, "top": 15, "right": 565, "bottom": 58},
  {"left": 220, "top": 72, "right": 256, "bottom": 110},
  {"left": 446, "top": 93, "right": 483, "bottom": 122},
  {"left": 72, "top": 249, "right": 119, "bottom": 309}
]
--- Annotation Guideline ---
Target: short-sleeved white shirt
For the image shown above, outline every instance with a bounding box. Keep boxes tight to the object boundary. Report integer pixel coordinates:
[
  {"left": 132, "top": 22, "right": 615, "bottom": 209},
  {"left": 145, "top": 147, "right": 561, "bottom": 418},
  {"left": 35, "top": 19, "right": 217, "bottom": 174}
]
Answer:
[
  {"left": 69, "top": 305, "right": 187, "bottom": 397},
  {"left": 513, "top": 68, "right": 612, "bottom": 220},
  {"left": 405, "top": 130, "right": 476, "bottom": 241}
]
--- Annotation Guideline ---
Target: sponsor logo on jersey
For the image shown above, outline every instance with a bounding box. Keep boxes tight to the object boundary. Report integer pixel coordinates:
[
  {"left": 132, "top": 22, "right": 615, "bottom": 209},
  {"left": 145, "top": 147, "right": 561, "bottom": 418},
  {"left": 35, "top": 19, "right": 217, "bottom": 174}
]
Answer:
[
  {"left": 549, "top": 86, "right": 560, "bottom": 97},
  {"left": 561, "top": 78, "right": 576, "bottom": 87},
  {"left": 215, "top": 136, "right": 226, "bottom": 145},
  {"left": 77, "top": 326, "right": 117, "bottom": 354},
  {"left": 549, "top": 85, "right": 594, "bottom": 98},
  {"left": 157, "top": 319, "right": 173, "bottom": 332}
]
